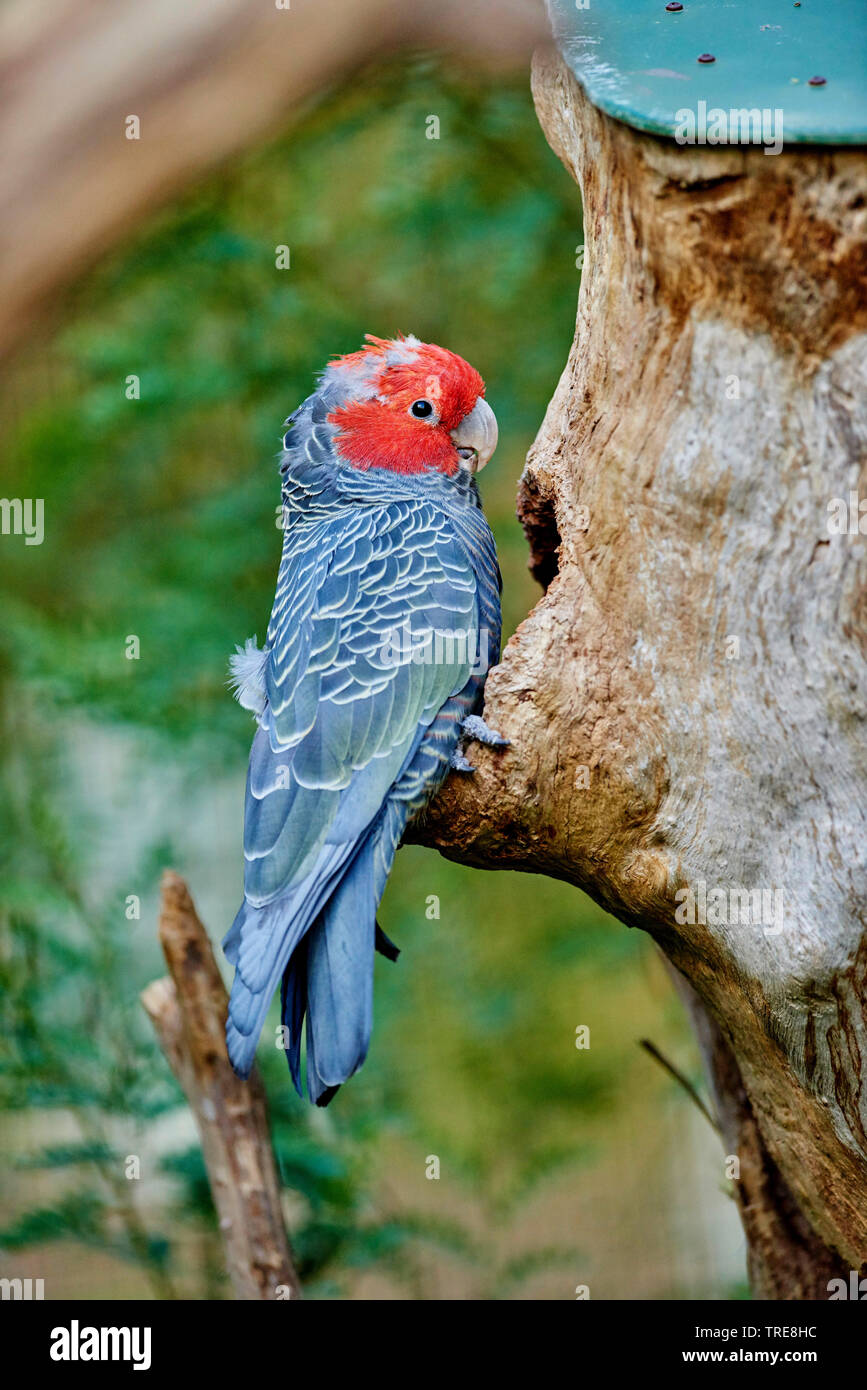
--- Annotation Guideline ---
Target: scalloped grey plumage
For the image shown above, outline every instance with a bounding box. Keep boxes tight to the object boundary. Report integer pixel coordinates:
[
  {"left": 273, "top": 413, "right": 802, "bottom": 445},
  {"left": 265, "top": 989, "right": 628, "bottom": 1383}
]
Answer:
[{"left": 224, "top": 369, "right": 501, "bottom": 1104}]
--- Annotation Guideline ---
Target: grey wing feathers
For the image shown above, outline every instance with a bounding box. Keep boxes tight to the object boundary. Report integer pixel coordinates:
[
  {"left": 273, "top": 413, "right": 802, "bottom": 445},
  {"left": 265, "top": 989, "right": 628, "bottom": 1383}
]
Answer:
[{"left": 225, "top": 496, "right": 484, "bottom": 1077}]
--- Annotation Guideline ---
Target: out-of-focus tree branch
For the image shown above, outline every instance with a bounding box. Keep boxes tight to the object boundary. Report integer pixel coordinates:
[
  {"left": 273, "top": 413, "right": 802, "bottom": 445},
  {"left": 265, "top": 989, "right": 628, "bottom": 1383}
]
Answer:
[
  {"left": 0, "top": 0, "right": 543, "bottom": 358},
  {"left": 141, "top": 870, "right": 300, "bottom": 1301}
]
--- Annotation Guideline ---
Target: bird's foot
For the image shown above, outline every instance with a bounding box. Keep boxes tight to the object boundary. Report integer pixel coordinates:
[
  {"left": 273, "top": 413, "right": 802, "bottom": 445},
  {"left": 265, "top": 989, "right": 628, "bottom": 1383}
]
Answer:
[
  {"left": 450, "top": 715, "right": 510, "bottom": 773},
  {"left": 460, "top": 714, "right": 510, "bottom": 749},
  {"left": 450, "top": 746, "right": 477, "bottom": 774}
]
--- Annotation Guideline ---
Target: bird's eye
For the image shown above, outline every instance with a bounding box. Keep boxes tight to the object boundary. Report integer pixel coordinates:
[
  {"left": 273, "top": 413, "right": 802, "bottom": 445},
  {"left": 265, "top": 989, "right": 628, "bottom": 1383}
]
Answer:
[{"left": 410, "top": 399, "right": 434, "bottom": 419}]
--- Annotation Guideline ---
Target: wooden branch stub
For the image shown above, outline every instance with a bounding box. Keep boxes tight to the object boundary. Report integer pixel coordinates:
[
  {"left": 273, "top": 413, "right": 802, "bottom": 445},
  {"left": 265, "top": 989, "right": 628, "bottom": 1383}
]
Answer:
[{"left": 141, "top": 870, "right": 300, "bottom": 1301}]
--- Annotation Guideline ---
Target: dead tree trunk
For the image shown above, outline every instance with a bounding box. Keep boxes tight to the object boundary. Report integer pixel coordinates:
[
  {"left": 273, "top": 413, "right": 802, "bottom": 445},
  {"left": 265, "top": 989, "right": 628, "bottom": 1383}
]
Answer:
[{"left": 412, "top": 48, "right": 867, "bottom": 1295}]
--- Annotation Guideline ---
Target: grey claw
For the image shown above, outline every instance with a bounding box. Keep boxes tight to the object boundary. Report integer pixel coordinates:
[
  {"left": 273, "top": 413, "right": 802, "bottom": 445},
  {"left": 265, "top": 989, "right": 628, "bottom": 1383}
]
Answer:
[
  {"left": 460, "top": 714, "right": 510, "bottom": 749},
  {"left": 450, "top": 747, "right": 476, "bottom": 774}
]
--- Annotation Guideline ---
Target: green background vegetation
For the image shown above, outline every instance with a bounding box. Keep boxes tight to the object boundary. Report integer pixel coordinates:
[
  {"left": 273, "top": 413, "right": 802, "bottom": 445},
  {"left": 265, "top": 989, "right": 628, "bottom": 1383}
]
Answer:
[{"left": 0, "top": 55, "right": 744, "bottom": 1299}]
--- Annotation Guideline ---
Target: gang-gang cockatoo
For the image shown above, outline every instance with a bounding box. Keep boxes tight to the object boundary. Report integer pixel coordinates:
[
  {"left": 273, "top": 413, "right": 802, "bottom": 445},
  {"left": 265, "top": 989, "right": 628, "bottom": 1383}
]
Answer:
[{"left": 225, "top": 334, "right": 506, "bottom": 1103}]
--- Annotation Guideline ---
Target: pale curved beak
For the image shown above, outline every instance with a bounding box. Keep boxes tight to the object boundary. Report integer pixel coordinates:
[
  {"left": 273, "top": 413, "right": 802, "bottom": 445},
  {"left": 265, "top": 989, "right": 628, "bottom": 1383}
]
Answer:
[{"left": 450, "top": 396, "right": 498, "bottom": 473}]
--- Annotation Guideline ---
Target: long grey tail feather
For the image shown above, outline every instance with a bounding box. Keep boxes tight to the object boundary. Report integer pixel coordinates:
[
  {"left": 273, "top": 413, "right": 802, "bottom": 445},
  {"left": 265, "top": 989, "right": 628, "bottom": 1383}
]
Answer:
[
  {"left": 236, "top": 803, "right": 406, "bottom": 1096},
  {"left": 303, "top": 836, "right": 377, "bottom": 1106},
  {"left": 279, "top": 915, "right": 398, "bottom": 1105},
  {"left": 224, "top": 893, "right": 312, "bottom": 1079},
  {"left": 280, "top": 935, "right": 309, "bottom": 1097}
]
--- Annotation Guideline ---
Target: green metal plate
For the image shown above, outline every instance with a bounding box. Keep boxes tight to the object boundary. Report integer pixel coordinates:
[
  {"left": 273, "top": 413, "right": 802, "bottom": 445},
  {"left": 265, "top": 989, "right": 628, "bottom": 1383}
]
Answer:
[{"left": 548, "top": 0, "right": 867, "bottom": 145}]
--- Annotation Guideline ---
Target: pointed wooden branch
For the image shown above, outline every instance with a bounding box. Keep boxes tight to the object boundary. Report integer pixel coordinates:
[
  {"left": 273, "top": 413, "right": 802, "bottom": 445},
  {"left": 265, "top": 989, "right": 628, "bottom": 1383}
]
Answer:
[{"left": 141, "top": 869, "right": 301, "bottom": 1301}]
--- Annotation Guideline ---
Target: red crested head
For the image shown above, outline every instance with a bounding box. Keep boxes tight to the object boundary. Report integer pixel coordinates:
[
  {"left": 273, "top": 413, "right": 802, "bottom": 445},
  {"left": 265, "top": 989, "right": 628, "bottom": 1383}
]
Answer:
[{"left": 323, "top": 334, "right": 497, "bottom": 478}]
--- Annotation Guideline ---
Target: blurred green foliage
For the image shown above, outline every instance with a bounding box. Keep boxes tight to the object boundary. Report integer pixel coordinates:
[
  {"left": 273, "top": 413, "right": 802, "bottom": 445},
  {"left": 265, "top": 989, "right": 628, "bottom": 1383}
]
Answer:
[{"left": 0, "top": 54, "right": 716, "bottom": 1299}]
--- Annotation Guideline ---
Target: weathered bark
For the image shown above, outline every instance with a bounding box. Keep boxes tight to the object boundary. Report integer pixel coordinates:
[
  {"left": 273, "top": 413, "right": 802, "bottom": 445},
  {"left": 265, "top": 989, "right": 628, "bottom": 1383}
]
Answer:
[
  {"left": 141, "top": 871, "right": 301, "bottom": 1300},
  {"left": 411, "top": 49, "right": 867, "bottom": 1292},
  {"left": 682, "top": 979, "right": 852, "bottom": 1300}
]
